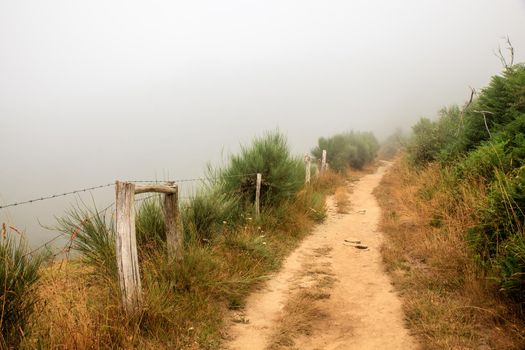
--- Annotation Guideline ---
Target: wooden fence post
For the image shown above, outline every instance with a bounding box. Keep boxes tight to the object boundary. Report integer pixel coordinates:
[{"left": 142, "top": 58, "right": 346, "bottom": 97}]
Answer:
[
  {"left": 305, "top": 154, "right": 311, "bottom": 184},
  {"left": 255, "top": 173, "right": 262, "bottom": 219},
  {"left": 163, "top": 181, "right": 182, "bottom": 261},
  {"left": 321, "top": 149, "right": 327, "bottom": 174},
  {"left": 115, "top": 181, "right": 142, "bottom": 314}
]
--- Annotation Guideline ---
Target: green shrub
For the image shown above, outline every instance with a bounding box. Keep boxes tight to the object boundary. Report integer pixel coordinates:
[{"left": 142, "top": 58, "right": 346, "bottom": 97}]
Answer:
[
  {"left": 406, "top": 118, "right": 441, "bottom": 165},
  {"left": 407, "top": 106, "right": 462, "bottom": 166},
  {"left": 312, "top": 131, "right": 379, "bottom": 171},
  {"left": 454, "top": 140, "right": 508, "bottom": 181},
  {"left": 212, "top": 131, "right": 305, "bottom": 207},
  {"left": 0, "top": 234, "right": 46, "bottom": 348},
  {"left": 468, "top": 168, "right": 525, "bottom": 302},
  {"left": 182, "top": 191, "right": 240, "bottom": 243}
]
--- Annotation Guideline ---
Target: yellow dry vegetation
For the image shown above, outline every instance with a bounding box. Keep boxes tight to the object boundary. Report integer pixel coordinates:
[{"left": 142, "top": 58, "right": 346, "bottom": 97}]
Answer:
[
  {"left": 333, "top": 187, "right": 350, "bottom": 214},
  {"left": 375, "top": 157, "right": 525, "bottom": 349}
]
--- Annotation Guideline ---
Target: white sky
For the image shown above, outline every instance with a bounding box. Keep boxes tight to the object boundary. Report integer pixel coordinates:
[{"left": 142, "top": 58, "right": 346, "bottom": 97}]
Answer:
[{"left": 1, "top": 0, "right": 525, "bottom": 245}]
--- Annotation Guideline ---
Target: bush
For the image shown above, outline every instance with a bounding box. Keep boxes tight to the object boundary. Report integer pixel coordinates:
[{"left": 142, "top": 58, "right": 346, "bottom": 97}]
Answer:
[
  {"left": 0, "top": 234, "right": 46, "bottom": 348},
  {"left": 182, "top": 191, "right": 240, "bottom": 243},
  {"left": 471, "top": 168, "right": 525, "bottom": 301},
  {"left": 454, "top": 140, "right": 508, "bottom": 181},
  {"left": 212, "top": 131, "right": 305, "bottom": 207},
  {"left": 312, "top": 131, "right": 379, "bottom": 172}
]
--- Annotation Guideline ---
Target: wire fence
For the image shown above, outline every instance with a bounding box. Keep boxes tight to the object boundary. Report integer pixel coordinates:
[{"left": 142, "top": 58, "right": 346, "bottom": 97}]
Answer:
[
  {"left": 0, "top": 183, "right": 115, "bottom": 210},
  {"left": 0, "top": 172, "right": 259, "bottom": 210},
  {"left": 19, "top": 200, "right": 116, "bottom": 258},
  {"left": 1, "top": 171, "right": 261, "bottom": 258}
]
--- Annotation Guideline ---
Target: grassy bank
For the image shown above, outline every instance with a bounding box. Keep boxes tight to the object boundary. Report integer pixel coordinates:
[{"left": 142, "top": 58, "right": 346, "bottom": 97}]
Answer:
[
  {"left": 375, "top": 157, "right": 525, "bottom": 349},
  {"left": 373, "top": 61, "right": 525, "bottom": 348}
]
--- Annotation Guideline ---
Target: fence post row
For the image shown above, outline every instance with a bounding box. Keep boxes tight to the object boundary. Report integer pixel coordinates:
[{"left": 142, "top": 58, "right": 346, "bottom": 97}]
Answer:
[
  {"left": 255, "top": 173, "right": 262, "bottom": 219},
  {"left": 115, "top": 180, "right": 181, "bottom": 314},
  {"left": 321, "top": 149, "right": 327, "bottom": 174},
  {"left": 305, "top": 154, "right": 311, "bottom": 184}
]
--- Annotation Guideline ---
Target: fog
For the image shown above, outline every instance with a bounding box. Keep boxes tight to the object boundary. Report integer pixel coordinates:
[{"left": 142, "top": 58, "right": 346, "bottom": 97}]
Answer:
[{"left": 1, "top": 0, "right": 525, "bottom": 247}]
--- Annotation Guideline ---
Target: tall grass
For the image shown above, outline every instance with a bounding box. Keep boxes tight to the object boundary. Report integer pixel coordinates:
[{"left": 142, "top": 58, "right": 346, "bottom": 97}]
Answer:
[
  {"left": 136, "top": 196, "right": 165, "bottom": 251},
  {"left": 0, "top": 234, "right": 46, "bottom": 348},
  {"left": 55, "top": 205, "right": 117, "bottom": 279},
  {"left": 181, "top": 191, "right": 239, "bottom": 244}
]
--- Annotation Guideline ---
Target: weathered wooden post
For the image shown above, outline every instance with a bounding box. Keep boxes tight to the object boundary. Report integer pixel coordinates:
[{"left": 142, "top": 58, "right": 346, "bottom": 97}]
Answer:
[
  {"left": 134, "top": 183, "right": 180, "bottom": 260},
  {"left": 115, "top": 181, "right": 181, "bottom": 313},
  {"left": 115, "top": 181, "right": 142, "bottom": 314},
  {"left": 321, "top": 149, "right": 327, "bottom": 174},
  {"left": 255, "top": 173, "right": 262, "bottom": 219},
  {"left": 163, "top": 181, "right": 182, "bottom": 260},
  {"left": 305, "top": 154, "right": 311, "bottom": 184}
]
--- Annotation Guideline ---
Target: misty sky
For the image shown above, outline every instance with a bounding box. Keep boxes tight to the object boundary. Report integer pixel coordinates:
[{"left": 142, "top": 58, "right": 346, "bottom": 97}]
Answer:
[{"left": 1, "top": 0, "right": 525, "bottom": 246}]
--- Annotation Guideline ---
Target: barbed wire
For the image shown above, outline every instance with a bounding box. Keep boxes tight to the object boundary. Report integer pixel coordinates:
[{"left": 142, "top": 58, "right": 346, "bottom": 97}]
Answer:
[
  {"left": 0, "top": 173, "right": 260, "bottom": 210},
  {"left": 129, "top": 172, "right": 259, "bottom": 184},
  {"left": 18, "top": 192, "right": 176, "bottom": 258},
  {"left": 2, "top": 170, "right": 267, "bottom": 258},
  {"left": 20, "top": 201, "right": 116, "bottom": 258},
  {"left": 0, "top": 183, "right": 114, "bottom": 210}
]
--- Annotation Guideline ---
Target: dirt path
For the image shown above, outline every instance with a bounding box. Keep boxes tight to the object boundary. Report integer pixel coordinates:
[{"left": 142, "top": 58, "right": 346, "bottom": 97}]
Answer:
[{"left": 224, "top": 163, "right": 418, "bottom": 350}]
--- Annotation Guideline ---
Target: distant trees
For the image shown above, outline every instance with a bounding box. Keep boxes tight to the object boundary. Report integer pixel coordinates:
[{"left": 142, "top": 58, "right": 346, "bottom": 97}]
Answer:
[
  {"left": 311, "top": 131, "right": 379, "bottom": 172},
  {"left": 377, "top": 128, "right": 404, "bottom": 160}
]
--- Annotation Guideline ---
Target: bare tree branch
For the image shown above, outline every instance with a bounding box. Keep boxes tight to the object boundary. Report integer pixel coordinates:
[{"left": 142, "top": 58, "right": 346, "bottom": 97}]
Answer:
[
  {"left": 494, "top": 36, "right": 515, "bottom": 69},
  {"left": 456, "top": 87, "right": 476, "bottom": 136},
  {"left": 506, "top": 35, "right": 514, "bottom": 67},
  {"left": 472, "top": 110, "right": 494, "bottom": 138}
]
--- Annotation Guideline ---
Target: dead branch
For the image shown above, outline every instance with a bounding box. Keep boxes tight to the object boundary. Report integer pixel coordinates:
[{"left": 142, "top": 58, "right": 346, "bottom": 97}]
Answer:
[
  {"left": 472, "top": 110, "right": 494, "bottom": 138},
  {"left": 456, "top": 87, "right": 476, "bottom": 136},
  {"left": 495, "top": 35, "right": 515, "bottom": 69}
]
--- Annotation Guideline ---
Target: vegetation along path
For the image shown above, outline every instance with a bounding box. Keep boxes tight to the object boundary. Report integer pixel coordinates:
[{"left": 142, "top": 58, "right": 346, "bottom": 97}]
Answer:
[{"left": 225, "top": 162, "right": 417, "bottom": 350}]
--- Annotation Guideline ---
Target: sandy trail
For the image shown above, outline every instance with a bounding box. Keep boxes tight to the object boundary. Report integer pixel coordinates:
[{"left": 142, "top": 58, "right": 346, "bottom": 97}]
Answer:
[{"left": 225, "top": 163, "right": 418, "bottom": 350}]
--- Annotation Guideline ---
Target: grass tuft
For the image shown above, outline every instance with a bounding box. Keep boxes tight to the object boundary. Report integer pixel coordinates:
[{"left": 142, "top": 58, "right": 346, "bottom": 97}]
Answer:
[{"left": 0, "top": 233, "right": 46, "bottom": 349}]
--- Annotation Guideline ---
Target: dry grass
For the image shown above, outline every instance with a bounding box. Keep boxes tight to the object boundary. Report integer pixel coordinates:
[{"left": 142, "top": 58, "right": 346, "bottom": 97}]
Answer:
[
  {"left": 334, "top": 187, "right": 350, "bottom": 214},
  {"left": 266, "top": 247, "right": 335, "bottom": 350},
  {"left": 375, "top": 156, "right": 525, "bottom": 349},
  {"left": 24, "top": 261, "right": 132, "bottom": 349},
  {"left": 310, "top": 170, "right": 346, "bottom": 194},
  {"left": 17, "top": 171, "right": 346, "bottom": 349},
  {"left": 346, "top": 161, "right": 379, "bottom": 181}
]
